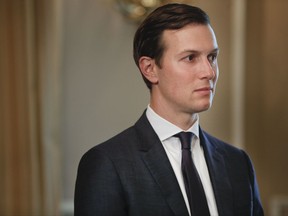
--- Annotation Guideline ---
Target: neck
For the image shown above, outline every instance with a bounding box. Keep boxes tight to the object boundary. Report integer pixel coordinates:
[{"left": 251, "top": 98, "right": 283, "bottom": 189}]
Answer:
[{"left": 149, "top": 102, "right": 198, "bottom": 131}]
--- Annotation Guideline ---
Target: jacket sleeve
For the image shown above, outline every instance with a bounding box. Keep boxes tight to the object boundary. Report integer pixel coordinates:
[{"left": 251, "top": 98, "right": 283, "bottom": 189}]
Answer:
[
  {"left": 242, "top": 151, "right": 264, "bottom": 216},
  {"left": 74, "top": 148, "right": 127, "bottom": 216}
]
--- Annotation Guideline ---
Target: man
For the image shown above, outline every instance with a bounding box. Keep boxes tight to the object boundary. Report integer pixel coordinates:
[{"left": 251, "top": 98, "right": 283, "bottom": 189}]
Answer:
[{"left": 74, "top": 3, "right": 264, "bottom": 216}]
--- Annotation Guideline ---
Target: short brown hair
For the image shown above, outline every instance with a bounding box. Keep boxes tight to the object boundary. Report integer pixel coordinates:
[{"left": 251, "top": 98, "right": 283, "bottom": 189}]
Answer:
[{"left": 133, "top": 3, "right": 210, "bottom": 89}]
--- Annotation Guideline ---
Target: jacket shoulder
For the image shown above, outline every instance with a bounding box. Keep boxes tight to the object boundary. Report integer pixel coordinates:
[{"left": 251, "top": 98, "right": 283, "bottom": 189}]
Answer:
[
  {"left": 201, "top": 130, "right": 243, "bottom": 154},
  {"left": 85, "top": 125, "right": 139, "bottom": 159}
]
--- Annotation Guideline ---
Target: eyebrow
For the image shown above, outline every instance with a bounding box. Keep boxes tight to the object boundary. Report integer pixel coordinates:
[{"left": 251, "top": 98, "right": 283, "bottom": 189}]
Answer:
[
  {"left": 179, "top": 48, "right": 219, "bottom": 55},
  {"left": 210, "top": 48, "right": 220, "bottom": 54}
]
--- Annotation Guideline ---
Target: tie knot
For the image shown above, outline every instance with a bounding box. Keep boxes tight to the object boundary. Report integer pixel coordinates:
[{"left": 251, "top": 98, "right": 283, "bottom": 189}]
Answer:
[{"left": 174, "top": 132, "right": 193, "bottom": 150}]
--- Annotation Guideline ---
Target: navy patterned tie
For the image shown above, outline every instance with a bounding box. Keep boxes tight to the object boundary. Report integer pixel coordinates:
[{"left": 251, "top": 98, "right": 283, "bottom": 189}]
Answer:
[{"left": 175, "top": 132, "right": 210, "bottom": 216}]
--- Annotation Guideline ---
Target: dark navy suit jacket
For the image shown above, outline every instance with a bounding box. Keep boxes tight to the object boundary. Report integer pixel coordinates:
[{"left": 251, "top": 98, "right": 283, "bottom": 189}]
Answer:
[{"left": 74, "top": 112, "right": 264, "bottom": 216}]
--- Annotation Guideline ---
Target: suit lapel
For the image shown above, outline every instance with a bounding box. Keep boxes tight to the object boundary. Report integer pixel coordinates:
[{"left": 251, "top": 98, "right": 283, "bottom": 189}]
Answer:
[
  {"left": 135, "top": 113, "right": 189, "bottom": 216},
  {"left": 200, "top": 128, "right": 233, "bottom": 216}
]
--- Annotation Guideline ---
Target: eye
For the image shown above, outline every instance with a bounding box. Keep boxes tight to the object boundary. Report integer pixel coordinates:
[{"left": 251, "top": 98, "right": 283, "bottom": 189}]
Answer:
[
  {"left": 185, "top": 54, "right": 196, "bottom": 62},
  {"left": 208, "top": 53, "right": 218, "bottom": 64}
]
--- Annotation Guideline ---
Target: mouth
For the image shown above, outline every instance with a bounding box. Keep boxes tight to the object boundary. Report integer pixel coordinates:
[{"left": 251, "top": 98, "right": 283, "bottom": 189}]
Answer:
[{"left": 195, "top": 86, "right": 214, "bottom": 93}]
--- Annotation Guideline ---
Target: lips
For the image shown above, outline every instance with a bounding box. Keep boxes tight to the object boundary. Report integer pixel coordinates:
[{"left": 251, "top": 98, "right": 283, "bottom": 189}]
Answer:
[{"left": 195, "top": 86, "right": 213, "bottom": 93}]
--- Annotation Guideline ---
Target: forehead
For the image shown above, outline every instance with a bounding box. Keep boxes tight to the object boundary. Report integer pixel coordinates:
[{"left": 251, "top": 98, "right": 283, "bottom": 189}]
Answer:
[{"left": 161, "top": 24, "right": 218, "bottom": 53}]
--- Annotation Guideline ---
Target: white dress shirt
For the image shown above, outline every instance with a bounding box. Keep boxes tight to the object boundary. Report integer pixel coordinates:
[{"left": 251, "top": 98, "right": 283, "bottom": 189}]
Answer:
[{"left": 146, "top": 106, "right": 218, "bottom": 216}]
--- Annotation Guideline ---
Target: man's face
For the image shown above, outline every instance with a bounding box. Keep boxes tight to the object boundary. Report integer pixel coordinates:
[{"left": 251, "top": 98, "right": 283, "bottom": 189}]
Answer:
[{"left": 151, "top": 24, "right": 219, "bottom": 117}]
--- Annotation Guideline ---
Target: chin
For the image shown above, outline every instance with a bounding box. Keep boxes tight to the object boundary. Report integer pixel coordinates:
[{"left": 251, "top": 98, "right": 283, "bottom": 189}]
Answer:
[
  {"left": 187, "top": 99, "right": 213, "bottom": 113},
  {"left": 197, "top": 102, "right": 212, "bottom": 113}
]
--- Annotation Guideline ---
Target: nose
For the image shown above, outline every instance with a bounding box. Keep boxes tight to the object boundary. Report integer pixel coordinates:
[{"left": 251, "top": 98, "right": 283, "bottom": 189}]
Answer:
[{"left": 200, "top": 58, "right": 216, "bottom": 80}]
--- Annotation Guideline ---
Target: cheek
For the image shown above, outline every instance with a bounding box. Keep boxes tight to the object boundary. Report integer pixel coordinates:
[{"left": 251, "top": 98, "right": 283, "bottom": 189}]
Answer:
[
  {"left": 158, "top": 63, "right": 195, "bottom": 91},
  {"left": 158, "top": 65, "right": 180, "bottom": 86},
  {"left": 159, "top": 73, "right": 187, "bottom": 99}
]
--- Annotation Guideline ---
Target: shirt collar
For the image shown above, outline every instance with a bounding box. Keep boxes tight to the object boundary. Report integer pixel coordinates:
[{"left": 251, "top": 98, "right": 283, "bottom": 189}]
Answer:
[{"left": 146, "top": 105, "right": 199, "bottom": 142}]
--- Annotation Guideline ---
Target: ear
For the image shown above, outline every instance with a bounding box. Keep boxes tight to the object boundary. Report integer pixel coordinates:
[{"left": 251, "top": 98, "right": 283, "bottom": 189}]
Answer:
[{"left": 138, "top": 56, "right": 159, "bottom": 85}]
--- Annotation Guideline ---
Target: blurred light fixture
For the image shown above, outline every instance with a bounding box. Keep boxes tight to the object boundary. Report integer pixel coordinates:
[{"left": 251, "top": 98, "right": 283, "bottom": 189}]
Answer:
[{"left": 115, "top": 0, "right": 190, "bottom": 23}]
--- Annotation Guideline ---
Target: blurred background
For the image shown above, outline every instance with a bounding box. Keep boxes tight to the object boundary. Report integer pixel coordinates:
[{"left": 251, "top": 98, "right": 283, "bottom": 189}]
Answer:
[{"left": 1, "top": 0, "right": 288, "bottom": 215}]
